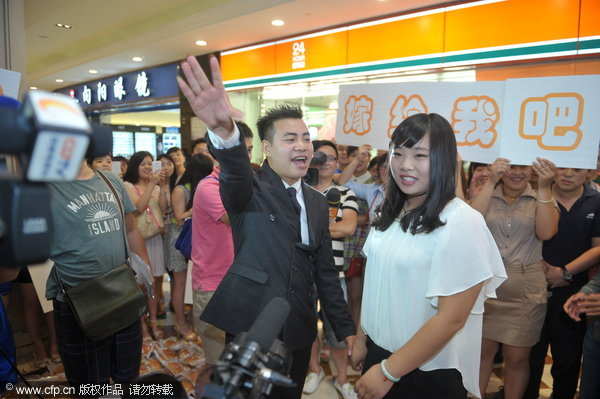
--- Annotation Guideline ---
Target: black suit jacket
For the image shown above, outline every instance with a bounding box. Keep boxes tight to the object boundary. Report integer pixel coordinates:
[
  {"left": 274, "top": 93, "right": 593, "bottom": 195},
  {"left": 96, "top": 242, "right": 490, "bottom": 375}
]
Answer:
[{"left": 201, "top": 137, "right": 356, "bottom": 351}]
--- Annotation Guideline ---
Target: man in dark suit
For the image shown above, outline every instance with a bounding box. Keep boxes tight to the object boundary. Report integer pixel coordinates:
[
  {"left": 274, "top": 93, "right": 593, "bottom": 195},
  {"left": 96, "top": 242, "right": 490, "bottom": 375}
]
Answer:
[{"left": 178, "top": 55, "right": 356, "bottom": 398}]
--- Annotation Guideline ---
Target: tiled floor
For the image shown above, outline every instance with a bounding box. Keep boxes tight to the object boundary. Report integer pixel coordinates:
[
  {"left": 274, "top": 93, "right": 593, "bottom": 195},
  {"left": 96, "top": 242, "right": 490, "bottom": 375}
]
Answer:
[{"left": 15, "top": 279, "right": 577, "bottom": 399}]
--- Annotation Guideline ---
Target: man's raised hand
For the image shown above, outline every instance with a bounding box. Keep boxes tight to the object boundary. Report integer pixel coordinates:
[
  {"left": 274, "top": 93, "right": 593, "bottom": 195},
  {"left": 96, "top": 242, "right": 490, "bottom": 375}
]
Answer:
[{"left": 177, "top": 54, "right": 243, "bottom": 138}]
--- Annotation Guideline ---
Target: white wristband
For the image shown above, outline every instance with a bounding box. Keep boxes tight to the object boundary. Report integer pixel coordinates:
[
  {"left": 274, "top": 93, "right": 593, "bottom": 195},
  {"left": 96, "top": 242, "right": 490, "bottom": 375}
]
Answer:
[{"left": 380, "top": 359, "right": 401, "bottom": 383}]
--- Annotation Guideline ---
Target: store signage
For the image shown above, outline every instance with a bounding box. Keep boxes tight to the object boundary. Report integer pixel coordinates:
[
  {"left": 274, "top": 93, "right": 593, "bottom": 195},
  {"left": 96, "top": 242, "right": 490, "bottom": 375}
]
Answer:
[
  {"left": 221, "top": 0, "right": 599, "bottom": 90},
  {"left": 56, "top": 63, "right": 178, "bottom": 110},
  {"left": 135, "top": 71, "right": 151, "bottom": 97},
  {"left": 114, "top": 76, "right": 126, "bottom": 100},
  {"left": 336, "top": 75, "right": 600, "bottom": 169},
  {"left": 82, "top": 85, "right": 92, "bottom": 105},
  {"left": 292, "top": 41, "right": 306, "bottom": 70},
  {"left": 97, "top": 82, "right": 108, "bottom": 102}
]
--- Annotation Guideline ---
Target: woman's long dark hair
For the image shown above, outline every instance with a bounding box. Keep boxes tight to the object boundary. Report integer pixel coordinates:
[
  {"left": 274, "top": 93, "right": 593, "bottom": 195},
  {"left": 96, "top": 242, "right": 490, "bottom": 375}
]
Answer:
[
  {"left": 123, "top": 151, "right": 153, "bottom": 184},
  {"left": 372, "top": 113, "right": 456, "bottom": 235},
  {"left": 177, "top": 154, "right": 214, "bottom": 210}
]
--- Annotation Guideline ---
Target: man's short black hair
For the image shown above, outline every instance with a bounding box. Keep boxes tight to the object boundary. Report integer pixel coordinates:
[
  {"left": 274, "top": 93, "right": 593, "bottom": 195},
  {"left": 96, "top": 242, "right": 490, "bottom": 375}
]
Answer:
[
  {"left": 256, "top": 104, "right": 303, "bottom": 142},
  {"left": 166, "top": 146, "right": 181, "bottom": 155},
  {"left": 236, "top": 121, "right": 254, "bottom": 139},
  {"left": 191, "top": 138, "right": 207, "bottom": 150},
  {"left": 313, "top": 140, "right": 338, "bottom": 157},
  {"left": 368, "top": 155, "right": 379, "bottom": 170},
  {"left": 347, "top": 146, "right": 359, "bottom": 156}
]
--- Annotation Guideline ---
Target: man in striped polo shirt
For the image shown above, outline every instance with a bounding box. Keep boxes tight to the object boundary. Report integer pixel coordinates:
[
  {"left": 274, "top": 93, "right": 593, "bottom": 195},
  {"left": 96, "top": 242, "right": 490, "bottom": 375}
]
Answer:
[{"left": 304, "top": 140, "right": 359, "bottom": 399}]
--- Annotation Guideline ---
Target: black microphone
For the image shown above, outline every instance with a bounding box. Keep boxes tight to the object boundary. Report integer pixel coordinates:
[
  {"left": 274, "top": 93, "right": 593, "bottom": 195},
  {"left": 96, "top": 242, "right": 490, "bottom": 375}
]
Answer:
[
  {"left": 326, "top": 188, "right": 341, "bottom": 223},
  {"left": 326, "top": 187, "right": 341, "bottom": 207},
  {"left": 209, "top": 297, "right": 292, "bottom": 398},
  {"left": 310, "top": 151, "right": 328, "bottom": 166},
  {"left": 304, "top": 152, "right": 328, "bottom": 186},
  {"left": 247, "top": 297, "right": 291, "bottom": 351}
]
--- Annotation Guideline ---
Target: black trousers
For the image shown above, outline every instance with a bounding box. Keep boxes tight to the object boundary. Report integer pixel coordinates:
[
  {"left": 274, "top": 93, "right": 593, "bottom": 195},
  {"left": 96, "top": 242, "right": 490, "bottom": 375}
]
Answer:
[
  {"left": 224, "top": 333, "right": 311, "bottom": 399},
  {"left": 364, "top": 337, "right": 467, "bottom": 399},
  {"left": 53, "top": 300, "right": 142, "bottom": 393},
  {"left": 524, "top": 286, "right": 587, "bottom": 399}
]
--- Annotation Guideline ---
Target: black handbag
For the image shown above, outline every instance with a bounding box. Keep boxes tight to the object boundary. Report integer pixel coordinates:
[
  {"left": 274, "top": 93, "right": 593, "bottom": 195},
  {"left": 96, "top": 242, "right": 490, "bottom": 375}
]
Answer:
[{"left": 54, "top": 171, "right": 147, "bottom": 342}]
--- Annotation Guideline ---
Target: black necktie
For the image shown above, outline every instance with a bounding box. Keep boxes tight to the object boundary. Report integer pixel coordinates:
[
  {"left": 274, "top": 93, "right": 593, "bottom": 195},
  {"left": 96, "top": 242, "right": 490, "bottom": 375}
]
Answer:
[{"left": 287, "top": 187, "right": 302, "bottom": 216}]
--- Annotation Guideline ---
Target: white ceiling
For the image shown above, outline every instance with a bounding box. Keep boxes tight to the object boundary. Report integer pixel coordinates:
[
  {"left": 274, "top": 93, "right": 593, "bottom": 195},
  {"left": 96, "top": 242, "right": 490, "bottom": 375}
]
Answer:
[{"left": 25, "top": 0, "right": 448, "bottom": 91}]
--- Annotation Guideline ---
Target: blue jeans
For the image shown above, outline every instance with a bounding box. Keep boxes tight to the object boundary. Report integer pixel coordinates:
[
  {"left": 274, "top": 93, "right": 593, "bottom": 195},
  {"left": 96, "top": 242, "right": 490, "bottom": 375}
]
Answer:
[{"left": 580, "top": 328, "right": 600, "bottom": 399}]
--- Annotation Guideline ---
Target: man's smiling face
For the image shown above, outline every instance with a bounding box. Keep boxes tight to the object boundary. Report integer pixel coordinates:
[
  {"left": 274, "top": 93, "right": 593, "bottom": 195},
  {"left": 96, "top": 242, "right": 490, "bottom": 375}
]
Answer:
[{"left": 262, "top": 118, "right": 313, "bottom": 185}]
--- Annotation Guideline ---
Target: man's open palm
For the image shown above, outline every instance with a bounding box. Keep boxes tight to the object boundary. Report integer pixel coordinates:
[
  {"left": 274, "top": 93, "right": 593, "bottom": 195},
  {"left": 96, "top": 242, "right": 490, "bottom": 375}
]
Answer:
[{"left": 177, "top": 54, "right": 243, "bottom": 137}]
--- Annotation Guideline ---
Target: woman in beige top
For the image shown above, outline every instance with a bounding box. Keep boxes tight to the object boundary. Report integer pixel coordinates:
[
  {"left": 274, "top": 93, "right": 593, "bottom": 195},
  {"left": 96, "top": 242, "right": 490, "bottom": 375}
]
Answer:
[
  {"left": 124, "top": 151, "right": 168, "bottom": 340},
  {"left": 471, "top": 157, "right": 558, "bottom": 399}
]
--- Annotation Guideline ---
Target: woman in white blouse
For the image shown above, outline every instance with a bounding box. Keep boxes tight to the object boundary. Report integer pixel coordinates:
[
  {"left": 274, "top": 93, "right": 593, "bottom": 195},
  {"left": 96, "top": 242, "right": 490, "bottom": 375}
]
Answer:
[{"left": 351, "top": 113, "right": 506, "bottom": 399}]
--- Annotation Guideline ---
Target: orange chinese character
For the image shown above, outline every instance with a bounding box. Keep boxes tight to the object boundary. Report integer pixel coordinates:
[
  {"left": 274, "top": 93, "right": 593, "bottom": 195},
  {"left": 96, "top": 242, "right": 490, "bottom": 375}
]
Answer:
[
  {"left": 343, "top": 95, "right": 374, "bottom": 136},
  {"left": 519, "top": 93, "right": 584, "bottom": 151},
  {"left": 387, "top": 95, "right": 427, "bottom": 137},
  {"left": 451, "top": 96, "right": 500, "bottom": 149}
]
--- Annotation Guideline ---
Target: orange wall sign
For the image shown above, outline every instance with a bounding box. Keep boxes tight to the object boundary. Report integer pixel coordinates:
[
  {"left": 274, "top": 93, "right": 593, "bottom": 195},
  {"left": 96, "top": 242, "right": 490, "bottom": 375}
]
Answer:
[{"left": 221, "top": 0, "right": 600, "bottom": 87}]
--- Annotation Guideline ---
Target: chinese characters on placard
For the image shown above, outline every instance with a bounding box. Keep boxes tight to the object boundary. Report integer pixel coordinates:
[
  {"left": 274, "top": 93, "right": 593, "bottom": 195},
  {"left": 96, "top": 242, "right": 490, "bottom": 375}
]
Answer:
[
  {"left": 342, "top": 92, "right": 583, "bottom": 152},
  {"left": 519, "top": 93, "right": 583, "bottom": 151}
]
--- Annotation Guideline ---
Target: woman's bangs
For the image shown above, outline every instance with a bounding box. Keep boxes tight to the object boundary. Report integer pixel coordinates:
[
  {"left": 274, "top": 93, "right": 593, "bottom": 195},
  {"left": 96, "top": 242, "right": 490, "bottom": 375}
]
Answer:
[
  {"left": 391, "top": 128, "right": 427, "bottom": 149},
  {"left": 391, "top": 120, "right": 428, "bottom": 150}
]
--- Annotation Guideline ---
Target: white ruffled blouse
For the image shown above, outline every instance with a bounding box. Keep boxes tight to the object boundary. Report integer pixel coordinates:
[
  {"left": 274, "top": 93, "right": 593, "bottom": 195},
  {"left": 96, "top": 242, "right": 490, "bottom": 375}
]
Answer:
[{"left": 361, "top": 198, "right": 507, "bottom": 398}]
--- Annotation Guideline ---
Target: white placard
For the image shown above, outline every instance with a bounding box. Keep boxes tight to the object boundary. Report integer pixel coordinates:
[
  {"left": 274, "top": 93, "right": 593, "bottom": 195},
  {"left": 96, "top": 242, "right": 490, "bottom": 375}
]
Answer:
[
  {"left": 336, "top": 81, "right": 505, "bottom": 163},
  {"left": 184, "top": 260, "right": 193, "bottom": 305},
  {"left": 500, "top": 75, "right": 600, "bottom": 168},
  {"left": 335, "top": 76, "right": 600, "bottom": 168},
  {"left": 27, "top": 260, "right": 54, "bottom": 314},
  {"left": 0, "top": 68, "right": 21, "bottom": 98}
]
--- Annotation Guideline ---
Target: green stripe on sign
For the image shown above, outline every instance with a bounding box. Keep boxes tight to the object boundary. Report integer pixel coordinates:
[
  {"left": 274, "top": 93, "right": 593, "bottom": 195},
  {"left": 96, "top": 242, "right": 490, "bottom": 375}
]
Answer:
[
  {"left": 579, "top": 38, "right": 600, "bottom": 51},
  {"left": 443, "top": 41, "right": 578, "bottom": 63},
  {"left": 224, "top": 42, "right": 580, "bottom": 89}
]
